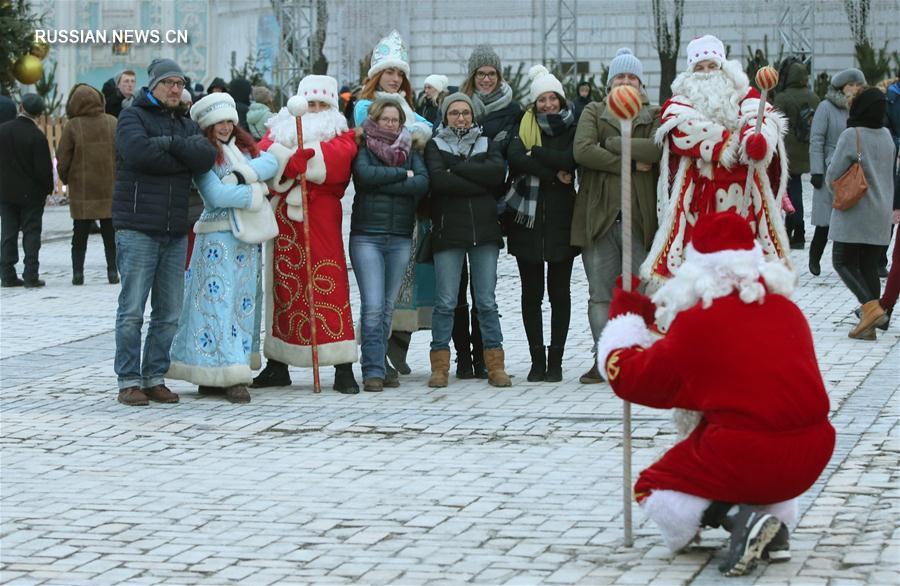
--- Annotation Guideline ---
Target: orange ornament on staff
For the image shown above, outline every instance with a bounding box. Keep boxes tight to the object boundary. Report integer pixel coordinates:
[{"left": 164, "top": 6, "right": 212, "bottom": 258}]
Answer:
[
  {"left": 606, "top": 83, "right": 642, "bottom": 548},
  {"left": 743, "top": 66, "right": 780, "bottom": 205}
]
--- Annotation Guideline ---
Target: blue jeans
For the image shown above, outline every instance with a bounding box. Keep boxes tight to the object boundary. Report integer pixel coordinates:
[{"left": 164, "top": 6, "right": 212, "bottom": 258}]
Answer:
[
  {"left": 349, "top": 233, "right": 412, "bottom": 380},
  {"left": 114, "top": 229, "right": 187, "bottom": 390},
  {"left": 431, "top": 244, "right": 502, "bottom": 351}
]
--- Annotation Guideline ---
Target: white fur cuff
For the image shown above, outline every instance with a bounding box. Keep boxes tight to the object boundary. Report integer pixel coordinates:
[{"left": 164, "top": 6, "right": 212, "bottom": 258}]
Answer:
[
  {"left": 287, "top": 204, "right": 304, "bottom": 222},
  {"left": 595, "top": 313, "right": 653, "bottom": 381},
  {"left": 305, "top": 142, "right": 326, "bottom": 185},
  {"left": 265, "top": 142, "right": 296, "bottom": 193},
  {"left": 232, "top": 161, "right": 258, "bottom": 184},
  {"left": 248, "top": 182, "right": 267, "bottom": 211}
]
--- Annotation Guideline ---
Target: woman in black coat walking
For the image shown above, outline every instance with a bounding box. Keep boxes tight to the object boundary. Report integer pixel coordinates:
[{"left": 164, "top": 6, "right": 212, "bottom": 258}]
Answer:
[{"left": 506, "top": 66, "right": 579, "bottom": 382}]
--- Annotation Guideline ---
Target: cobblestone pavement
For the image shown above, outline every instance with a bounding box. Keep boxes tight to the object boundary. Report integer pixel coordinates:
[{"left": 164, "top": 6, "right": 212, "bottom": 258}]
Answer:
[{"left": 1, "top": 186, "right": 898, "bottom": 585}]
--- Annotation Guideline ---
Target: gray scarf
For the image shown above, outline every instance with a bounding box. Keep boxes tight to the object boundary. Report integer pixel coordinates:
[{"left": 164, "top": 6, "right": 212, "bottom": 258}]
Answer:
[
  {"left": 475, "top": 82, "right": 514, "bottom": 115},
  {"left": 433, "top": 124, "right": 486, "bottom": 157},
  {"left": 825, "top": 87, "right": 849, "bottom": 110}
]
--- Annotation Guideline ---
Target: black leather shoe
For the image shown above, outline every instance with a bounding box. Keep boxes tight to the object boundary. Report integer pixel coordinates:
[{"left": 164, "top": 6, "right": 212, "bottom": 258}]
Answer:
[
  {"left": 250, "top": 361, "right": 291, "bottom": 388},
  {"left": 333, "top": 363, "right": 360, "bottom": 394}
]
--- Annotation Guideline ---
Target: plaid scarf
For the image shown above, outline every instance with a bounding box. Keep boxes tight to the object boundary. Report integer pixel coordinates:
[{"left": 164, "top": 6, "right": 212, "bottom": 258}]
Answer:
[
  {"left": 504, "top": 106, "right": 575, "bottom": 228},
  {"left": 363, "top": 117, "right": 411, "bottom": 166}
]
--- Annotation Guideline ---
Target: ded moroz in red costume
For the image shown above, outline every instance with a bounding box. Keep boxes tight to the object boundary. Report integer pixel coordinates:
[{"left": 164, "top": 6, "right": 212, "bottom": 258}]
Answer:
[
  {"left": 642, "top": 35, "right": 792, "bottom": 291},
  {"left": 596, "top": 211, "right": 834, "bottom": 558},
  {"left": 258, "top": 79, "right": 358, "bottom": 367}
]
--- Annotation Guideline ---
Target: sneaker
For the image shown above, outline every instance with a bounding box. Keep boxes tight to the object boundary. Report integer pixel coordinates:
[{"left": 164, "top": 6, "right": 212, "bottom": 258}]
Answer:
[
  {"left": 250, "top": 362, "right": 291, "bottom": 388},
  {"left": 143, "top": 384, "right": 180, "bottom": 403},
  {"left": 579, "top": 364, "right": 603, "bottom": 384},
  {"left": 719, "top": 507, "right": 783, "bottom": 577},
  {"left": 363, "top": 378, "right": 384, "bottom": 392},
  {"left": 224, "top": 384, "right": 251, "bottom": 404},
  {"left": 23, "top": 278, "right": 45, "bottom": 288},
  {"left": 117, "top": 386, "right": 149, "bottom": 406},
  {"left": 761, "top": 523, "right": 791, "bottom": 563},
  {"left": 1, "top": 277, "right": 24, "bottom": 288}
]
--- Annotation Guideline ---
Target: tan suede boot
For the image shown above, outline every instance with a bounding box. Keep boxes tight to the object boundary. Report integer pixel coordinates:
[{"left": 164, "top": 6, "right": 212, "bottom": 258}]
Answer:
[
  {"left": 428, "top": 349, "right": 451, "bottom": 388},
  {"left": 483, "top": 348, "right": 512, "bottom": 387},
  {"left": 849, "top": 300, "right": 887, "bottom": 339}
]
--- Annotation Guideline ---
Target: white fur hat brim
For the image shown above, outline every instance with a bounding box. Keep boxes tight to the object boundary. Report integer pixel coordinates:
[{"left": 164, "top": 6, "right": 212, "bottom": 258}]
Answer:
[
  {"left": 368, "top": 58, "right": 411, "bottom": 80},
  {"left": 296, "top": 75, "right": 339, "bottom": 110},
  {"left": 190, "top": 93, "right": 238, "bottom": 130}
]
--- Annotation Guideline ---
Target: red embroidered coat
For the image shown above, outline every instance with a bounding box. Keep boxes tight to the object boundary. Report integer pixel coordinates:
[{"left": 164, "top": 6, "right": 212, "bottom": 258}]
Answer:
[{"left": 258, "top": 129, "right": 358, "bottom": 367}]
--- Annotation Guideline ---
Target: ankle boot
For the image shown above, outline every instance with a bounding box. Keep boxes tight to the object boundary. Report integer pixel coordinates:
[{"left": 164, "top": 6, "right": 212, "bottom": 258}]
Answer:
[
  {"left": 428, "top": 349, "right": 451, "bottom": 388},
  {"left": 250, "top": 360, "right": 291, "bottom": 388},
  {"left": 72, "top": 246, "right": 85, "bottom": 285},
  {"left": 483, "top": 348, "right": 512, "bottom": 387},
  {"left": 545, "top": 345, "right": 564, "bottom": 382},
  {"left": 333, "top": 363, "right": 360, "bottom": 394},
  {"left": 849, "top": 300, "right": 888, "bottom": 339},
  {"left": 527, "top": 346, "right": 546, "bottom": 382}
]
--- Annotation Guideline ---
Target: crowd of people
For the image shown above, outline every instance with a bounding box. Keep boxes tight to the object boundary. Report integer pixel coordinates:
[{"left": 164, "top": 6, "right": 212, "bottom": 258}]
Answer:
[{"left": 0, "top": 29, "right": 898, "bottom": 577}]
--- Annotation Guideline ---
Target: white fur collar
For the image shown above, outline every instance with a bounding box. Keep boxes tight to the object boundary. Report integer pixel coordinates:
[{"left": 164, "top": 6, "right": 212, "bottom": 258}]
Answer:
[{"left": 266, "top": 107, "right": 348, "bottom": 147}]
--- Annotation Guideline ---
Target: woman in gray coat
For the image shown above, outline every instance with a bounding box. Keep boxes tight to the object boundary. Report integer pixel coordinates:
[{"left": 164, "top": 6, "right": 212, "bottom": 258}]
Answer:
[
  {"left": 826, "top": 87, "right": 895, "bottom": 340},
  {"left": 808, "top": 68, "right": 865, "bottom": 275}
]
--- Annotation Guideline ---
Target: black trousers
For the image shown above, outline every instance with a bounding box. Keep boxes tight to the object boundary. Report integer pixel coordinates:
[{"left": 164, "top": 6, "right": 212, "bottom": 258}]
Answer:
[
  {"left": 0, "top": 202, "right": 44, "bottom": 282},
  {"left": 516, "top": 256, "right": 574, "bottom": 349},
  {"left": 832, "top": 241, "right": 882, "bottom": 304},
  {"left": 785, "top": 174, "right": 805, "bottom": 242},
  {"left": 72, "top": 218, "right": 116, "bottom": 271},
  {"left": 452, "top": 257, "right": 483, "bottom": 362}
]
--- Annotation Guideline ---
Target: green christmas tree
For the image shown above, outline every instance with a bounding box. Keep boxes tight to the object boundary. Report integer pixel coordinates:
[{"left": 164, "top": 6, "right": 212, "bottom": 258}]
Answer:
[{"left": 0, "top": 0, "right": 42, "bottom": 96}]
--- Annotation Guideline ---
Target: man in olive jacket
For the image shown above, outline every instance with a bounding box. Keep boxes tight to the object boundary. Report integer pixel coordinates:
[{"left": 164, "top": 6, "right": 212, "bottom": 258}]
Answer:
[
  {"left": 572, "top": 48, "right": 661, "bottom": 383},
  {"left": 112, "top": 58, "right": 217, "bottom": 407},
  {"left": 773, "top": 60, "right": 819, "bottom": 249}
]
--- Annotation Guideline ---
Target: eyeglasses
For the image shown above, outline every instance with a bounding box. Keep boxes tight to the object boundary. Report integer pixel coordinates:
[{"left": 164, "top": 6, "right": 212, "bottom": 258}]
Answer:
[
  {"left": 447, "top": 110, "right": 472, "bottom": 118},
  {"left": 475, "top": 71, "right": 498, "bottom": 80},
  {"left": 377, "top": 117, "right": 400, "bottom": 124},
  {"left": 160, "top": 79, "right": 185, "bottom": 89}
]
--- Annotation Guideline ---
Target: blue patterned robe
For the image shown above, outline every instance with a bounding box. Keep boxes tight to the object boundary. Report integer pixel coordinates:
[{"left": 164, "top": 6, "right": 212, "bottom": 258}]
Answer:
[{"left": 168, "top": 149, "right": 278, "bottom": 387}]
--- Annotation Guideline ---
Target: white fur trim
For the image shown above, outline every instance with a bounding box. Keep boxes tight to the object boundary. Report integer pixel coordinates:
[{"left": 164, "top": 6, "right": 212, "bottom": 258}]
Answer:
[
  {"left": 231, "top": 161, "right": 258, "bottom": 185},
  {"left": 759, "top": 498, "right": 798, "bottom": 527},
  {"left": 640, "top": 489, "right": 711, "bottom": 552},
  {"left": 166, "top": 361, "right": 252, "bottom": 387},
  {"left": 248, "top": 183, "right": 267, "bottom": 211},
  {"left": 286, "top": 202, "right": 304, "bottom": 222},
  {"left": 674, "top": 409, "right": 703, "bottom": 439},
  {"left": 304, "top": 142, "right": 326, "bottom": 185},
  {"left": 191, "top": 93, "right": 238, "bottom": 130},
  {"left": 595, "top": 313, "right": 654, "bottom": 381},
  {"left": 193, "top": 218, "right": 231, "bottom": 234},
  {"left": 265, "top": 142, "right": 296, "bottom": 193},
  {"left": 738, "top": 98, "right": 787, "bottom": 168},
  {"left": 296, "top": 75, "right": 339, "bottom": 110}
]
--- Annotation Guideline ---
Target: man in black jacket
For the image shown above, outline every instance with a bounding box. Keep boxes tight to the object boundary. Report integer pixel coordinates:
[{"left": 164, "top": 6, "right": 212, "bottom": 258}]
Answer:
[
  {"left": 0, "top": 94, "right": 53, "bottom": 288},
  {"left": 113, "top": 58, "right": 217, "bottom": 407},
  {"left": 103, "top": 69, "right": 136, "bottom": 118}
]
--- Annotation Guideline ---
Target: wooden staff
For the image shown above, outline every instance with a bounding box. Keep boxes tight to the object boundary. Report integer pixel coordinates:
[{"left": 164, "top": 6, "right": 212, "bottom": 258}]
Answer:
[
  {"left": 607, "top": 84, "right": 643, "bottom": 548},
  {"left": 742, "top": 66, "right": 779, "bottom": 214},
  {"left": 288, "top": 95, "right": 321, "bottom": 393}
]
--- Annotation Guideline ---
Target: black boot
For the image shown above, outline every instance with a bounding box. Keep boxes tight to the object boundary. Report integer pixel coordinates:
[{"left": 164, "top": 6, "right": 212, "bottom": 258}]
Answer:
[
  {"left": 72, "top": 245, "right": 85, "bottom": 286},
  {"left": 700, "top": 500, "right": 732, "bottom": 528},
  {"left": 386, "top": 331, "right": 411, "bottom": 375},
  {"left": 103, "top": 224, "right": 119, "bottom": 284},
  {"left": 545, "top": 345, "right": 564, "bottom": 382},
  {"left": 333, "top": 362, "right": 359, "bottom": 394},
  {"left": 808, "top": 227, "right": 827, "bottom": 276},
  {"left": 383, "top": 359, "right": 400, "bottom": 388},
  {"left": 451, "top": 306, "right": 474, "bottom": 378},
  {"left": 470, "top": 309, "right": 487, "bottom": 379},
  {"left": 250, "top": 359, "right": 291, "bottom": 388},
  {"left": 527, "top": 346, "right": 546, "bottom": 382}
]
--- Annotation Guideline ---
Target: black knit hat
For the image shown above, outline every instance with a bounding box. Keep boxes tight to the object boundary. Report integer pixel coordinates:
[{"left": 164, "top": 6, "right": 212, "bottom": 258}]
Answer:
[
  {"left": 147, "top": 58, "right": 184, "bottom": 91},
  {"left": 21, "top": 93, "right": 45, "bottom": 116},
  {"left": 847, "top": 87, "right": 886, "bottom": 130}
]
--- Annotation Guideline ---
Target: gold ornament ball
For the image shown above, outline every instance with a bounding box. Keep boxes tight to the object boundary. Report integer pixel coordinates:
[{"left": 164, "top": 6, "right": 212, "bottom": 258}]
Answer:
[
  {"left": 13, "top": 54, "right": 43, "bottom": 85},
  {"left": 31, "top": 40, "right": 50, "bottom": 60}
]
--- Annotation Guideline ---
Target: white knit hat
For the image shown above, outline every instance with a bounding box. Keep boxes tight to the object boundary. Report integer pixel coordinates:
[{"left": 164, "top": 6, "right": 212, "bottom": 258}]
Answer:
[
  {"left": 423, "top": 74, "right": 449, "bottom": 94},
  {"left": 368, "top": 30, "right": 411, "bottom": 79},
  {"left": 296, "top": 75, "right": 339, "bottom": 109},
  {"left": 686, "top": 35, "right": 727, "bottom": 69},
  {"left": 190, "top": 92, "right": 238, "bottom": 130},
  {"left": 528, "top": 65, "right": 565, "bottom": 104}
]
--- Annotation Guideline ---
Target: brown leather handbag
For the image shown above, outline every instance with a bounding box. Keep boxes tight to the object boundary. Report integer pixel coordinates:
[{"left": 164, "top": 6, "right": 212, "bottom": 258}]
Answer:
[{"left": 832, "top": 128, "right": 868, "bottom": 211}]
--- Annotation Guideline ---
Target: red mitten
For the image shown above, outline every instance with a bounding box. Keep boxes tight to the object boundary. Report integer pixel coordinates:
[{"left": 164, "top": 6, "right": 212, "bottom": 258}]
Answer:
[
  {"left": 745, "top": 133, "right": 768, "bottom": 161},
  {"left": 609, "top": 277, "right": 656, "bottom": 326},
  {"left": 284, "top": 147, "right": 316, "bottom": 179}
]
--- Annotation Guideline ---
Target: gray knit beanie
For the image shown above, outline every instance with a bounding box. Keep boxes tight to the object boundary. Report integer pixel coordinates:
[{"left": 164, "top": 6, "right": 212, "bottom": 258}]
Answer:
[
  {"left": 147, "top": 58, "right": 185, "bottom": 91},
  {"left": 607, "top": 48, "right": 643, "bottom": 87},
  {"left": 440, "top": 92, "right": 476, "bottom": 123},
  {"left": 831, "top": 68, "right": 866, "bottom": 90},
  {"left": 467, "top": 45, "right": 502, "bottom": 78}
]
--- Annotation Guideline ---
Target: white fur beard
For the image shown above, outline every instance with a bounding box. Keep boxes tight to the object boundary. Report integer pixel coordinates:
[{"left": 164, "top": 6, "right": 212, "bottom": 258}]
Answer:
[
  {"left": 671, "top": 67, "right": 745, "bottom": 131},
  {"left": 266, "top": 107, "right": 349, "bottom": 147}
]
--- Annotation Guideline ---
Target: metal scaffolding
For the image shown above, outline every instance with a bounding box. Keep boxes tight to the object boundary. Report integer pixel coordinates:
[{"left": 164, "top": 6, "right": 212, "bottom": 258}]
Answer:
[
  {"left": 272, "top": 0, "right": 316, "bottom": 100},
  {"left": 542, "top": 0, "right": 579, "bottom": 79},
  {"left": 777, "top": 2, "right": 814, "bottom": 69}
]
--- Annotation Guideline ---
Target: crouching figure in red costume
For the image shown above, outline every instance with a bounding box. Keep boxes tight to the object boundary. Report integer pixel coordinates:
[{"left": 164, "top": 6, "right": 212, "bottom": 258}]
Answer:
[{"left": 597, "top": 211, "right": 834, "bottom": 577}]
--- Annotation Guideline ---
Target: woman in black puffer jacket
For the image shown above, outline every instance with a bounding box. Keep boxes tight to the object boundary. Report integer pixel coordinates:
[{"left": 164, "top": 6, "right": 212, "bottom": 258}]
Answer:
[
  {"left": 424, "top": 93, "right": 511, "bottom": 389},
  {"left": 505, "top": 65, "right": 579, "bottom": 383},
  {"left": 350, "top": 99, "right": 429, "bottom": 392}
]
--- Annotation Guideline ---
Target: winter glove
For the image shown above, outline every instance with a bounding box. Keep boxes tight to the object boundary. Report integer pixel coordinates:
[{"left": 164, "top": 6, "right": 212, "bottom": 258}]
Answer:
[
  {"left": 745, "top": 133, "right": 768, "bottom": 161},
  {"left": 285, "top": 148, "right": 316, "bottom": 179},
  {"left": 810, "top": 174, "right": 824, "bottom": 189},
  {"left": 609, "top": 275, "right": 655, "bottom": 326},
  {"left": 148, "top": 135, "right": 173, "bottom": 151}
]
